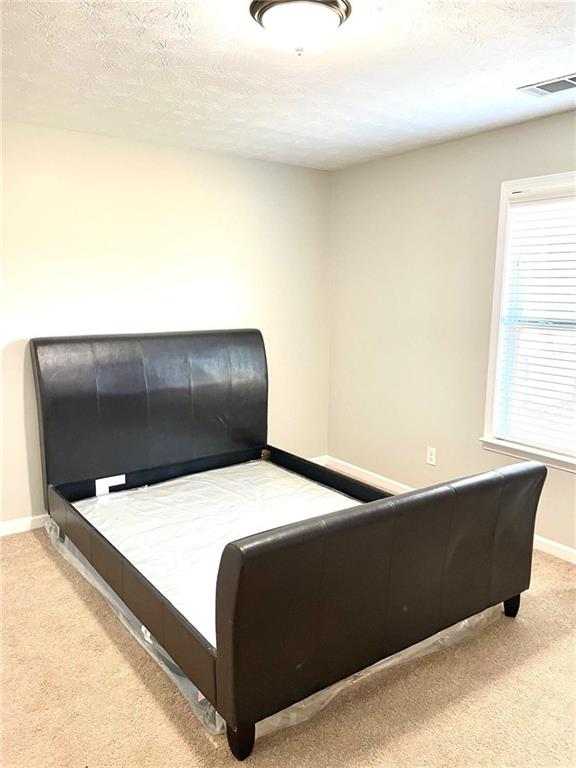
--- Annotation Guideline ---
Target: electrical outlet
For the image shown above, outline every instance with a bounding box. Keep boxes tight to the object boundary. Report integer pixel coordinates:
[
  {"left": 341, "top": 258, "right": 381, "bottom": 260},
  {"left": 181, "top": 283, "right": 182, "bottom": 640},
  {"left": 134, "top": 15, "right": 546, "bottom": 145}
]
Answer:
[{"left": 426, "top": 446, "right": 437, "bottom": 466}]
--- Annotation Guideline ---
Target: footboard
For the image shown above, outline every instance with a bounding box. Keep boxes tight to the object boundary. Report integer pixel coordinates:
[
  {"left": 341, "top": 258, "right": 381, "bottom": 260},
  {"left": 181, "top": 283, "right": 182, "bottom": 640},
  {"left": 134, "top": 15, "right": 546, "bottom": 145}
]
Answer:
[{"left": 215, "top": 461, "right": 546, "bottom": 755}]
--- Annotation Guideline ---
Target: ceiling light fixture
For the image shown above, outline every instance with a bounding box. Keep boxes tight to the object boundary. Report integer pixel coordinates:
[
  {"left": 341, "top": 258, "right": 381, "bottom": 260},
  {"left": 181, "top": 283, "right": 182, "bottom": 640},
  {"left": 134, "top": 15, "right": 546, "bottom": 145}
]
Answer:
[{"left": 250, "top": 0, "right": 352, "bottom": 56}]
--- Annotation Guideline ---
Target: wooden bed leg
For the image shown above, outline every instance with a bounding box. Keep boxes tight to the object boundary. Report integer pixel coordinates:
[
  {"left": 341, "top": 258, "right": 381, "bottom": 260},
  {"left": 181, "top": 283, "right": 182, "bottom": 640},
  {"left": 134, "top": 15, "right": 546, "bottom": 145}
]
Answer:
[
  {"left": 226, "top": 722, "right": 255, "bottom": 761},
  {"left": 504, "top": 593, "right": 521, "bottom": 618}
]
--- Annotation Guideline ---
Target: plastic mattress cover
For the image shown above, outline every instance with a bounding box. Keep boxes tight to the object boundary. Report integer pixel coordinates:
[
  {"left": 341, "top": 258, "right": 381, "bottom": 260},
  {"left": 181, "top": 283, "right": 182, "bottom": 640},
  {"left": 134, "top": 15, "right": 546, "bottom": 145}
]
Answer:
[
  {"left": 46, "top": 518, "right": 501, "bottom": 743},
  {"left": 73, "top": 460, "right": 361, "bottom": 647}
]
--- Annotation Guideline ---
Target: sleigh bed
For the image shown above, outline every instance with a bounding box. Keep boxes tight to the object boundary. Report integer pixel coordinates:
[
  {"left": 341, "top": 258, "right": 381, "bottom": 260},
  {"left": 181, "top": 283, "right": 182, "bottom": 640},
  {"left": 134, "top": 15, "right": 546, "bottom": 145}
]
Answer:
[{"left": 31, "top": 329, "right": 547, "bottom": 760}]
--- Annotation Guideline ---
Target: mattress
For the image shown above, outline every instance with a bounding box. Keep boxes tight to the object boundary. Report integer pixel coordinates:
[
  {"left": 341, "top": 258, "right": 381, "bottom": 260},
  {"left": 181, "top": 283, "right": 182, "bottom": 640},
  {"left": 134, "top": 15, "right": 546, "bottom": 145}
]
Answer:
[{"left": 74, "top": 460, "right": 359, "bottom": 647}]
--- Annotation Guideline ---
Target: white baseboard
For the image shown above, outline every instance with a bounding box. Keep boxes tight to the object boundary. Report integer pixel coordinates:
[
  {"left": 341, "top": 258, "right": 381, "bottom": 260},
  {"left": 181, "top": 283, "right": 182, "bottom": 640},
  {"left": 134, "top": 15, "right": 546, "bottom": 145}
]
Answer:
[
  {"left": 533, "top": 535, "right": 576, "bottom": 564},
  {"left": 311, "top": 455, "right": 331, "bottom": 466},
  {"left": 311, "top": 455, "right": 576, "bottom": 564},
  {"left": 0, "top": 513, "right": 48, "bottom": 537}
]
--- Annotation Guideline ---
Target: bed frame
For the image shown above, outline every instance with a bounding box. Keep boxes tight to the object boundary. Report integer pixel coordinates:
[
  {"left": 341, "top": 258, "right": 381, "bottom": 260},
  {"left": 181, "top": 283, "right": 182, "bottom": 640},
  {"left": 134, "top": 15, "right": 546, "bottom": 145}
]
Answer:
[{"left": 31, "top": 329, "right": 547, "bottom": 760}]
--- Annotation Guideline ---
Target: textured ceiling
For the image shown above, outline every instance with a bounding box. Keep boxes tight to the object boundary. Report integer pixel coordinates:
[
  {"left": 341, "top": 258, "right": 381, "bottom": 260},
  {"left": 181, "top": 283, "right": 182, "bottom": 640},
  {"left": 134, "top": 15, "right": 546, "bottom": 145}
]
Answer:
[{"left": 2, "top": 0, "right": 575, "bottom": 169}]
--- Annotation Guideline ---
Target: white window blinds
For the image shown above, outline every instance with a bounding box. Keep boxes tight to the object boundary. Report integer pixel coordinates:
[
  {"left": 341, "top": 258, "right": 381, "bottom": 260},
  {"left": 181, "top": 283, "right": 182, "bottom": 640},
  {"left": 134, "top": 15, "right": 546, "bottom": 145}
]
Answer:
[{"left": 491, "top": 190, "right": 576, "bottom": 459}]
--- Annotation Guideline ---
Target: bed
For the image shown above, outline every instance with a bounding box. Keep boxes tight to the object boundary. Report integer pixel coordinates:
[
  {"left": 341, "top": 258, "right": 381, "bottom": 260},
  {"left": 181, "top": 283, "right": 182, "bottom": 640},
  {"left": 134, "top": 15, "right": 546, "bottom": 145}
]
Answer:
[{"left": 30, "top": 329, "right": 547, "bottom": 760}]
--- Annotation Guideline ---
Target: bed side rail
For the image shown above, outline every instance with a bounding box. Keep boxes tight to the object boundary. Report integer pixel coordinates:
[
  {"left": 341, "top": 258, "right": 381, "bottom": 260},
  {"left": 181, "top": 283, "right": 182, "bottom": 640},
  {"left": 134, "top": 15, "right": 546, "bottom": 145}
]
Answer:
[
  {"left": 215, "top": 461, "right": 546, "bottom": 728},
  {"left": 48, "top": 486, "right": 218, "bottom": 704}
]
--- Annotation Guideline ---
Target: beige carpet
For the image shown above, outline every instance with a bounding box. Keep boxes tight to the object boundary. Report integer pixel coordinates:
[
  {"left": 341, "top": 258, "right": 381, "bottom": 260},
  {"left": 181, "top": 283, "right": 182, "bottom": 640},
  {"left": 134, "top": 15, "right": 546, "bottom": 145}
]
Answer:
[{"left": 1, "top": 529, "right": 575, "bottom": 768}]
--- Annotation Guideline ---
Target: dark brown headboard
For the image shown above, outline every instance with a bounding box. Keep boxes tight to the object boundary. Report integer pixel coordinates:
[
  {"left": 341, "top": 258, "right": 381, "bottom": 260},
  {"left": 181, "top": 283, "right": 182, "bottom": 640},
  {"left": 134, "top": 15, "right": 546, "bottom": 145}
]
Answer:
[{"left": 30, "top": 330, "right": 268, "bottom": 500}]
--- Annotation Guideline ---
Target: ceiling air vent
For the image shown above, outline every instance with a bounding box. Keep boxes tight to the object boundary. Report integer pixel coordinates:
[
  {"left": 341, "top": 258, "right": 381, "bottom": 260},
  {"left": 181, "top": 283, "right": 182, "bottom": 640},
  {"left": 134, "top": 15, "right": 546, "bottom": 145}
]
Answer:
[{"left": 518, "top": 74, "right": 576, "bottom": 97}]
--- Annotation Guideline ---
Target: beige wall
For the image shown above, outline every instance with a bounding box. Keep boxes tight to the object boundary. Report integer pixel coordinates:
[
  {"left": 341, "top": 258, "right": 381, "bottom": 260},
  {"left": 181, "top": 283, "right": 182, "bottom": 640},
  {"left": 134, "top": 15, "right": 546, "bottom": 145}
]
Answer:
[
  {"left": 3, "top": 114, "right": 575, "bottom": 550},
  {"left": 328, "top": 111, "right": 576, "bottom": 549},
  {"left": 1, "top": 122, "right": 330, "bottom": 522}
]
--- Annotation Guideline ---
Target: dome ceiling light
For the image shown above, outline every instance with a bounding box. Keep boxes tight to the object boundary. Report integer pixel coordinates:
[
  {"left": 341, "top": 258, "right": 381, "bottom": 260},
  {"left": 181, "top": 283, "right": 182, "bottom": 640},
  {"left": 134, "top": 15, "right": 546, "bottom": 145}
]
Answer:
[{"left": 250, "top": 0, "right": 352, "bottom": 56}]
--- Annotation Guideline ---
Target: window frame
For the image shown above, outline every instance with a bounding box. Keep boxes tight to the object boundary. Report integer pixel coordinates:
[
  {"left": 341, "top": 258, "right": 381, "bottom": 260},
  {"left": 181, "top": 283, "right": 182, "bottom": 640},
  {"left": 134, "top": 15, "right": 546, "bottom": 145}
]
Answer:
[{"left": 481, "top": 171, "right": 576, "bottom": 474}]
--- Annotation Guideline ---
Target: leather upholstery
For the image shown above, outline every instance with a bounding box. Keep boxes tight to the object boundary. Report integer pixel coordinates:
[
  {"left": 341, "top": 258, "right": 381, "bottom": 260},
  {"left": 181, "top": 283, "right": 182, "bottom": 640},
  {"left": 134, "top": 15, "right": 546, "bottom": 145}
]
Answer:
[
  {"left": 30, "top": 330, "right": 268, "bottom": 494},
  {"left": 215, "top": 461, "right": 546, "bottom": 726},
  {"left": 30, "top": 329, "right": 547, "bottom": 747}
]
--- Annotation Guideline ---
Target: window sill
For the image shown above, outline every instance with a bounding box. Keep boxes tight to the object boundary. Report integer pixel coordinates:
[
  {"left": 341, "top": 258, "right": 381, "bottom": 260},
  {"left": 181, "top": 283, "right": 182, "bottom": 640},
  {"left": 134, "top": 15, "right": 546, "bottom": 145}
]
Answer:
[{"left": 480, "top": 437, "right": 576, "bottom": 474}]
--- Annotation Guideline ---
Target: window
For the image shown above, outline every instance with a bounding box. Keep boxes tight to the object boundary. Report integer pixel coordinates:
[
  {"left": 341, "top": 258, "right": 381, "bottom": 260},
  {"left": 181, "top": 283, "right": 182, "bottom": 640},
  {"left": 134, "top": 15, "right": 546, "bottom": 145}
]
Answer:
[{"left": 483, "top": 172, "right": 576, "bottom": 472}]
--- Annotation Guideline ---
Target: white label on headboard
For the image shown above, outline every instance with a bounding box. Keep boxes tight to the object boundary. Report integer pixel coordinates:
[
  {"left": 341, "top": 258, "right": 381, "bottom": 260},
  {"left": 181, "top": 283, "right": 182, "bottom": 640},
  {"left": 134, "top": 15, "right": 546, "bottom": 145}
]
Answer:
[{"left": 95, "top": 474, "right": 126, "bottom": 496}]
